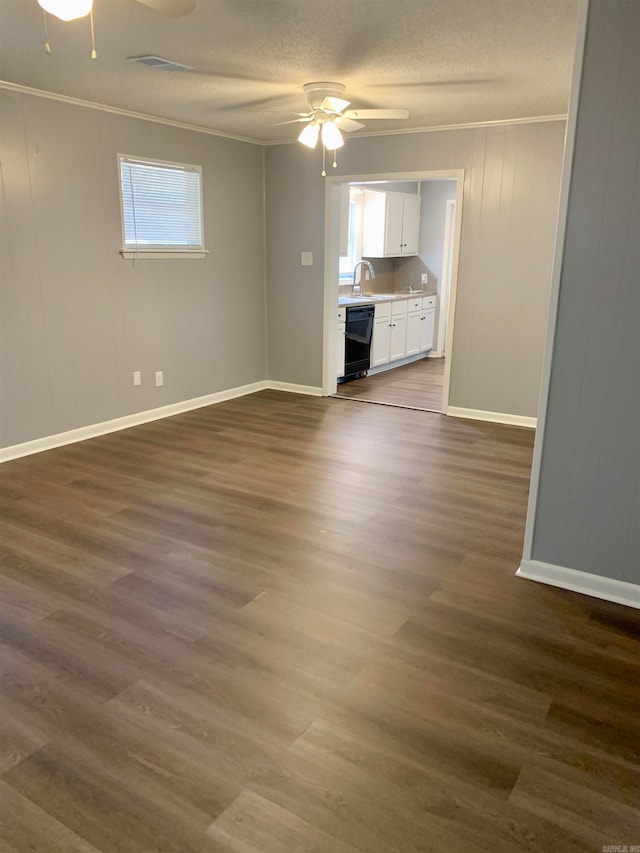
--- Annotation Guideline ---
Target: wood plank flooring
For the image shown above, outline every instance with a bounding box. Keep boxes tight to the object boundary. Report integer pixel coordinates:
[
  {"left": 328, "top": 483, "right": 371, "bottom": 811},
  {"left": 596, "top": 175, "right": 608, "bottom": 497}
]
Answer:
[
  {"left": 334, "top": 357, "right": 445, "bottom": 411},
  {"left": 1, "top": 390, "right": 639, "bottom": 852}
]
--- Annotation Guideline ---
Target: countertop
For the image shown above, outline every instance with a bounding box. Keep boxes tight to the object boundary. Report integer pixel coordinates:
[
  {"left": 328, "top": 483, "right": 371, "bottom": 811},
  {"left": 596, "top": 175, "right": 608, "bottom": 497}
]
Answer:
[{"left": 338, "top": 292, "right": 437, "bottom": 307}]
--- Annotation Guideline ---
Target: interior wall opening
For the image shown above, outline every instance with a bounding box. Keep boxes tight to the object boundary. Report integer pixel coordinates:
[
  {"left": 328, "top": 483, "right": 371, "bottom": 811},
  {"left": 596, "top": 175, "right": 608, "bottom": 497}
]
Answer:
[{"left": 322, "top": 171, "right": 464, "bottom": 414}]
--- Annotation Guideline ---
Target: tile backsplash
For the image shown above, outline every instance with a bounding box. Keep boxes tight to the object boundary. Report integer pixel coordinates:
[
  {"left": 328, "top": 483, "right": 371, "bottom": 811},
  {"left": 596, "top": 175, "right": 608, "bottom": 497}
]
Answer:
[{"left": 338, "top": 256, "right": 437, "bottom": 297}]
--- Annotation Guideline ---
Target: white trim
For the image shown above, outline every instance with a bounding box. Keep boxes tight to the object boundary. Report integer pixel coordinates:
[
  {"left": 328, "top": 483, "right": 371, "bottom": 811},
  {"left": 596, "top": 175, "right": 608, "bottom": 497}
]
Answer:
[
  {"left": 265, "top": 114, "right": 569, "bottom": 146},
  {"left": 266, "top": 381, "right": 323, "bottom": 396},
  {"left": 120, "top": 251, "right": 208, "bottom": 260},
  {"left": 0, "top": 380, "right": 323, "bottom": 463},
  {"left": 440, "top": 184, "right": 464, "bottom": 414},
  {"left": 437, "top": 198, "right": 456, "bottom": 356},
  {"left": 447, "top": 406, "right": 536, "bottom": 429},
  {"left": 521, "top": 0, "right": 590, "bottom": 561},
  {"left": 517, "top": 560, "right": 640, "bottom": 611},
  {"left": 0, "top": 81, "right": 260, "bottom": 145}
]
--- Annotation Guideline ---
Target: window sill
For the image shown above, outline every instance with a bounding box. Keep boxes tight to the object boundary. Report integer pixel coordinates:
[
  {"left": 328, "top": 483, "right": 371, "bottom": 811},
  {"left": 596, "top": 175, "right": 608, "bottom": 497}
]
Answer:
[{"left": 120, "top": 250, "right": 209, "bottom": 260}]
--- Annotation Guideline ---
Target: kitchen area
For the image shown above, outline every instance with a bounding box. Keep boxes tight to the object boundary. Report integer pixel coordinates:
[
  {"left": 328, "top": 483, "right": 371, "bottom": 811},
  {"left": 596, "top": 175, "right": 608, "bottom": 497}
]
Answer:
[{"left": 333, "top": 178, "right": 457, "bottom": 412}]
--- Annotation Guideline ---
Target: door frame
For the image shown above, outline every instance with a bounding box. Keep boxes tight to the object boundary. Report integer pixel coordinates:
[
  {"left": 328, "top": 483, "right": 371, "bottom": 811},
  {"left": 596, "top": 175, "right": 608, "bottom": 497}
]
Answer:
[
  {"left": 322, "top": 169, "right": 465, "bottom": 415},
  {"left": 433, "top": 197, "right": 457, "bottom": 358}
]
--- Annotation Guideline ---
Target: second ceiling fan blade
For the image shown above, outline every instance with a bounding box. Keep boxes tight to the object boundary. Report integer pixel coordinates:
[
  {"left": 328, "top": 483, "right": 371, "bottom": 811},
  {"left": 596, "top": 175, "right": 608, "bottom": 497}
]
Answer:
[
  {"left": 270, "top": 117, "right": 313, "bottom": 126},
  {"left": 320, "top": 95, "right": 351, "bottom": 113},
  {"left": 344, "top": 108, "right": 410, "bottom": 120},
  {"left": 336, "top": 117, "right": 366, "bottom": 132}
]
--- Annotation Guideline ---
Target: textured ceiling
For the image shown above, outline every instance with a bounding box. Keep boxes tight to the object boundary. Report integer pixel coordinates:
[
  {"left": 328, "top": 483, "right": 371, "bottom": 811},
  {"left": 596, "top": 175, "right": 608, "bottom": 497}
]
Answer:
[{"left": 0, "top": 0, "right": 579, "bottom": 143}]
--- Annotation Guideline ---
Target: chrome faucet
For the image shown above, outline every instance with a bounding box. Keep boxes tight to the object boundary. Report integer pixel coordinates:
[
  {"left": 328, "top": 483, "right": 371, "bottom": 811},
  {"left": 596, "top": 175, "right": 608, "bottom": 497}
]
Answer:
[{"left": 352, "top": 260, "right": 375, "bottom": 296}]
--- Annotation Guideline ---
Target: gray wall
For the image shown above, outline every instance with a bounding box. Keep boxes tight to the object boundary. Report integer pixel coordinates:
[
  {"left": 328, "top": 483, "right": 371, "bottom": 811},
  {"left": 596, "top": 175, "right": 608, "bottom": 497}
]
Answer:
[
  {"left": 528, "top": 0, "right": 640, "bottom": 585},
  {"left": 0, "top": 90, "right": 266, "bottom": 448},
  {"left": 418, "top": 180, "right": 457, "bottom": 287},
  {"left": 265, "top": 120, "right": 566, "bottom": 415}
]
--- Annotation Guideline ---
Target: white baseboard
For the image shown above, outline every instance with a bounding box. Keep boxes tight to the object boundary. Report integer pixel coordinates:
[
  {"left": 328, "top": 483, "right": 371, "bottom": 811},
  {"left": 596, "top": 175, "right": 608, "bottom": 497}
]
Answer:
[
  {"left": 517, "top": 559, "right": 640, "bottom": 610},
  {"left": 266, "top": 381, "right": 323, "bottom": 397},
  {"left": 0, "top": 379, "right": 323, "bottom": 463},
  {"left": 447, "top": 406, "right": 537, "bottom": 429},
  {"left": 427, "top": 350, "right": 444, "bottom": 359}
]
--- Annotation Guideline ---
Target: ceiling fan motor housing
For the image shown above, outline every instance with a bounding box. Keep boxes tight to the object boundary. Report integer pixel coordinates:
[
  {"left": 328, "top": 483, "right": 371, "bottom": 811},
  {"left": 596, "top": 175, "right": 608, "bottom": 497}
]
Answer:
[{"left": 303, "top": 82, "right": 346, "bottom": 111}]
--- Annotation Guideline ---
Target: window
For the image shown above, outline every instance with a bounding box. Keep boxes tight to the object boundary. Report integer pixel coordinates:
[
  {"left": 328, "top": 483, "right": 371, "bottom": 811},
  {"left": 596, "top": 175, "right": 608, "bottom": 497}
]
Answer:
[
  {"left": 339, "top": 188, "right": 363, "bottom": 280},
  {"left": 118, "top": 155, "right": 207, "bottom": 259}
]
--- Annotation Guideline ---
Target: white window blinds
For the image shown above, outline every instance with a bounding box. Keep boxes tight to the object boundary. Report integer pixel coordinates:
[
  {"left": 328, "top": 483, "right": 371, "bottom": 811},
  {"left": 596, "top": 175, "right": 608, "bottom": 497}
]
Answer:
[{"left": 119, "top": 156, "right": 204, "bottom": 252}]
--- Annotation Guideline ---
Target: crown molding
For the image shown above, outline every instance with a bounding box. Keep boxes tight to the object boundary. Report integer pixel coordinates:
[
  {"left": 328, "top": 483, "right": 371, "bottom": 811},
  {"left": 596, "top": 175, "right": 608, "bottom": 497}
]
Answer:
[
  {"left": 264, "top": 113, "right": 568, "bottom": 146},
  {"left": 0, "top": 81, "right": 567, "bottom": 147},
  {"left": 0, "top": 80, "right": 262, "bottom": 145}
]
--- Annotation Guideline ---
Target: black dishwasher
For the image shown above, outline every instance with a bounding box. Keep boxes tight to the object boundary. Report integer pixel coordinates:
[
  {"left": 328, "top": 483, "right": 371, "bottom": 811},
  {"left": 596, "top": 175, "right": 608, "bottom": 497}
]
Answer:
[{"left": 343, "top": 304, "right": 375, "bottom": 380}]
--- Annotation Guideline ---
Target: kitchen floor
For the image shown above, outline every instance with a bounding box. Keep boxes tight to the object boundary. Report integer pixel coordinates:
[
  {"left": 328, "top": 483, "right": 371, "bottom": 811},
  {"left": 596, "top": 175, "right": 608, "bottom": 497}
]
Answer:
[{"left": 334, "top": 356, "right": 445, "bottom": 412}]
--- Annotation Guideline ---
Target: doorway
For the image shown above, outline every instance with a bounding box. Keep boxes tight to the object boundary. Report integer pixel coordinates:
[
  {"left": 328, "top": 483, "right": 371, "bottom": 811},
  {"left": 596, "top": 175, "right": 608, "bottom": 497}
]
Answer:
[{"left": 322, "top": 170, "right": 464, "bottom": 414}]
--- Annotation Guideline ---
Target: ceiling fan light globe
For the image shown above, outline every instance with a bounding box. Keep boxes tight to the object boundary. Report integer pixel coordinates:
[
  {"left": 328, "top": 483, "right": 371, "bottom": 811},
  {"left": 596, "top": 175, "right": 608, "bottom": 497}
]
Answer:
[
  {"left": 298, "top": 123, "right": 320, "bottom": 149},
  {"left": 37, "top": 0, "right": 93, "bottom": 20},
  {"left": 321, "top": 121, "right": 344, "bottom": 150}
]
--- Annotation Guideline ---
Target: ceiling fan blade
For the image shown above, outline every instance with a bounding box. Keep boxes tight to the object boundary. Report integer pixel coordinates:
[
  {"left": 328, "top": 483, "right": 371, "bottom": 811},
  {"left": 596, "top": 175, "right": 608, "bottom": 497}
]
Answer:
[
  {"left": 245, "top": 108, "right": 310, "bottom": 116},
  {"left": 344, "top": 108, "right": 410, "bottom": 120},
  {"left": 269, "top": 117, "right": 313, "bottom": 126},
  {"left": 335, "top": 117, "right": 366, "bottom": 132},
  {"left": 135, "top": 0, "right": 196, "bottom": 17},
  {"left": 320, "top": 96, "right": 351, "bottom": 114},
  {"left": 367, "top": 79, "right": 498, "bottom": 90}
]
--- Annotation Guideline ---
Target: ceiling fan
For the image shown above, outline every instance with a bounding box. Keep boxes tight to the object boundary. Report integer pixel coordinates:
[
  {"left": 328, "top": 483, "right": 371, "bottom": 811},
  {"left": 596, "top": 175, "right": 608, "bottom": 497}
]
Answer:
[
  {"left": 270, "top": 83, "right": 409, "bottom": 175},
  {"left": 36, "top": 0, "right": 195, "bottom": 58}
]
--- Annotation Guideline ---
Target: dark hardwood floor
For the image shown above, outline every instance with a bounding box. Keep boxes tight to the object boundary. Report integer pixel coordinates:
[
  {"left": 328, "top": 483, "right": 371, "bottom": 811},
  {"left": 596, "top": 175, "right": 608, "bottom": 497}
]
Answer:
[
  {"left": 0, "top": 390, "right": 639, "bottom": 852},
  {"left": 334, "top": 357, "right": 445, "bottom": 411}
]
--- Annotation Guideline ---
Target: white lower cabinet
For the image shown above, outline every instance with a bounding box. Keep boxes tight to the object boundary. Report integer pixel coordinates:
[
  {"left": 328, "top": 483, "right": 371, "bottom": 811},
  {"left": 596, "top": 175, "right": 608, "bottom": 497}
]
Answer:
[
  {"left": 389, "top": 301, "right": 408, "bottom": 362},
  {"left": 371, "top": 301, "right": 391, "bottom": 367},
  {"left": 419, "top": 311, "right": 435, "bottom": 352},
  {"left": 389, "top": 315, "right": 407, "bottom": 361},
  {"left": 371, "top": 317, "right": 391, "bottom": 367},
  {"left": 405, "top": 310, "right": 422, "bottom": 357},
  {"left": 419, "top": 296, "right": 436, "bottom": 353}
]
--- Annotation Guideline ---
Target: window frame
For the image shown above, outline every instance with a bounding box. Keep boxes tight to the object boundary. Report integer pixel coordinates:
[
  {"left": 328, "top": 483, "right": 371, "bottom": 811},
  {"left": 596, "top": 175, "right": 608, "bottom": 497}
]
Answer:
[
  {"left": 117, "top": 153, "right": 208, "bottom": 260},
  {"left": 338, "top": 187, "right": 365, "bottom": 282}
]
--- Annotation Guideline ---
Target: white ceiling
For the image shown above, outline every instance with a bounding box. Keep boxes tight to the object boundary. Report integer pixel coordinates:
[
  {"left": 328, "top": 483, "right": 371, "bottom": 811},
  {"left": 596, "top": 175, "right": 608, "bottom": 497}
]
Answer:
[{"left": 0, "top": 0, "right": 579, "bottom": 143}]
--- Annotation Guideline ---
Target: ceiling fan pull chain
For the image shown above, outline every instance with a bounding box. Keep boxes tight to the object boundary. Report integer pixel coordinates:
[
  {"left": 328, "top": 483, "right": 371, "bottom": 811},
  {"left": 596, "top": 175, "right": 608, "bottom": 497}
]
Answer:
[
  {"left": 89, "top": 7, "right": 97, "bottom": 59},
  {"left": 332, "top": 150, "right": 338, "bottom": 169},
  {"left": 42, "top": 10, "right": 51, "bottom": 53},
  {"left": 321, "top": 145, "right": 326, "bottom": 177}
]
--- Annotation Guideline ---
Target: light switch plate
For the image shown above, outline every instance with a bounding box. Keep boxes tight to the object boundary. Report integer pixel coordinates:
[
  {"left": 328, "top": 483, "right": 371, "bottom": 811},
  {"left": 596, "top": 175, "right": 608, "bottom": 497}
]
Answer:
[
  {"left": 301, "top": 252, "right": 313, "bottom": 266},
  {"left": 133, "top": 371, "right": 141, "bottom": 386},
  {"left": 155, "top": 371, "right": 164, "bottom": 387},
  {"left": 421, "top": 273, "right": 428, "bottom": 285}
]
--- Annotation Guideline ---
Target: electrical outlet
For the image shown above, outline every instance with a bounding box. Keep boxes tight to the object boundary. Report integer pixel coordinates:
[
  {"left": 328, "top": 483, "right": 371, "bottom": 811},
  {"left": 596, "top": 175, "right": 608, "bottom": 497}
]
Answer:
[
  {"left": 301, "top": 251, "right": 313, "bottom": 266},
  {"left": 133, "top": 371, "right": 141, "bottom": 386},
  {"left": 155, "top": 371, "right": 163, "bottom": 387},
  {"left": 421, "top": 273, "right": 428, "bottom": 285}
]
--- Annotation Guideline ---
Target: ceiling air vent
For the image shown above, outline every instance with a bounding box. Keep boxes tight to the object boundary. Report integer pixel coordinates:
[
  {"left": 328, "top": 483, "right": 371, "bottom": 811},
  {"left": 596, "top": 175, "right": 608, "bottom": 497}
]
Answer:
[{"left": 128, "top": 55, "right": 192, "bottom": 72}]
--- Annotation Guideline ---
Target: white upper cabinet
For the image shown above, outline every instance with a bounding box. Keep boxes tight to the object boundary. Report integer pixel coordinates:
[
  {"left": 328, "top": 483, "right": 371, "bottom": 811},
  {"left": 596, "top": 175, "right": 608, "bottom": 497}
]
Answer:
[
  {"left": 400, "top": 194, "right": 420, "bottom": 254},
  {"left": 361, "top": 190, "right": 421, "bottom": 257}
]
